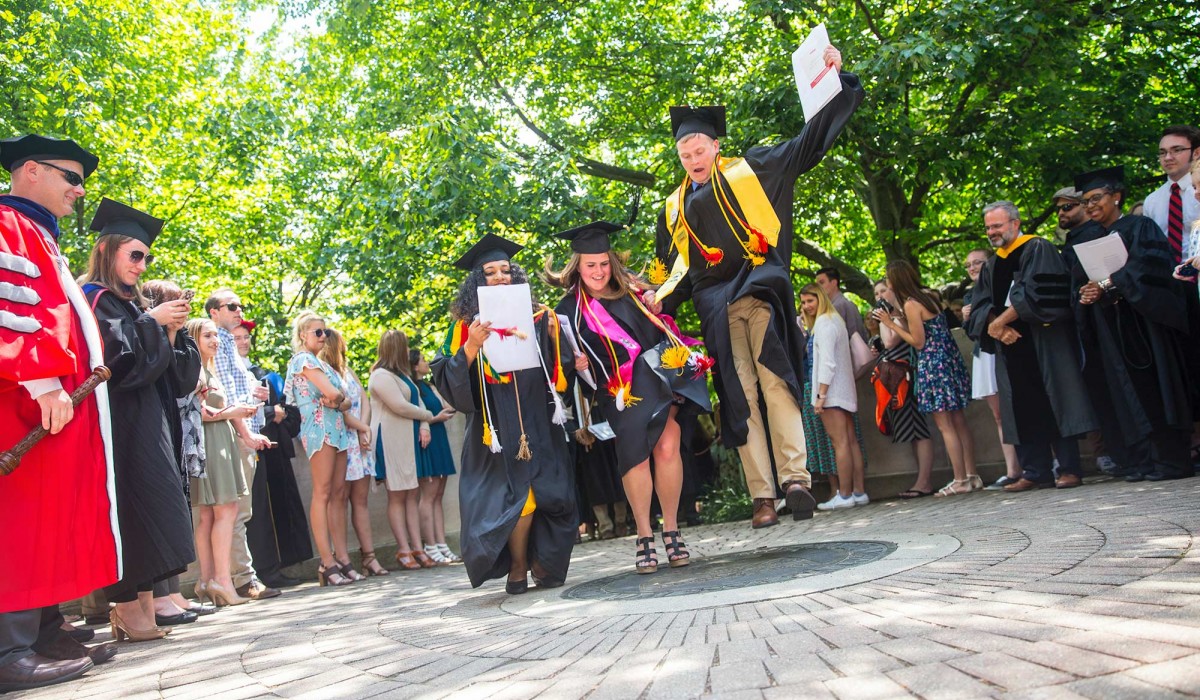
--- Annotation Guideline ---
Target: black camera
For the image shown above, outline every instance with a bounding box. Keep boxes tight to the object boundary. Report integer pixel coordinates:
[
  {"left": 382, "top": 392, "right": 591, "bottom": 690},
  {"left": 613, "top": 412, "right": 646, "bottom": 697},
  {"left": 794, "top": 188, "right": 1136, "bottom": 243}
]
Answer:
[
  {"left": 873, "top": 298, "right": 894, "bottom": 313},
  {"left": 868, "top": 335, "right": 885, "bottom": 354}
]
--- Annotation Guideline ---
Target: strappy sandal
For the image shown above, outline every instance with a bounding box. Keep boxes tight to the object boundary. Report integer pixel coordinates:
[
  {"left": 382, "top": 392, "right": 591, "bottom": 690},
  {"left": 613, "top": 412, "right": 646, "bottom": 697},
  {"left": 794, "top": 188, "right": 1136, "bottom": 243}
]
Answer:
[
  {"left": 318, "top": 562, "right": 352, "bottom": 587},
  {"left": 933, "top": 479, "right": 971, "bottom": 498},
  {"left": 661, "top": 530, "right": 690, "bottom": 568},
  {"left": 412, "top": 550, "right": 436, "bottom": 569},
  {"left": 337, "top": 560, "right": 366, "bottom": 581},
  {"left": 436, "top": 543, "right": 462, "bottom": 563},
  {"left": 966, "top": 474, "right": 984, "bottom": 491},
  {"left": 635, "top": 536, "right": 658, "bottom": 574},
  {"left": 395, "top": 551, "right": 422, "bottom": 570},
  {"left": 360, "top": 550, "right": 390, "bottom": 576}
]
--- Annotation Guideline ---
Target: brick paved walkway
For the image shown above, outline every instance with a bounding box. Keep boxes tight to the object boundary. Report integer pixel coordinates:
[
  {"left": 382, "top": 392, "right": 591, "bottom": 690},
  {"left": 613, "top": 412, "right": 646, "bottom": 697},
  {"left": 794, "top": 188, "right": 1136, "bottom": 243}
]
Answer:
[{"left": 26, "top": 476, "right": 1200, "bottom": 699}]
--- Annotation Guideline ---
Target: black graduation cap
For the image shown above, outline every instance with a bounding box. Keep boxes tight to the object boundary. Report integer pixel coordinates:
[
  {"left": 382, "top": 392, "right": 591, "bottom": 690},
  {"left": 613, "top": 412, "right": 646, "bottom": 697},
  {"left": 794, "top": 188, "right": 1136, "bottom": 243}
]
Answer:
[
  {"left": 453, "top": 232, "right": 524, "bottom": 271},
  {"left": 88, "top": 198, "right": 165, "bottom": 247},
  {"left": 669, "top": 105, "right": 726, "bottom": 141},
  {"left": 1074, "top": 166, "right": 1124, "bottom": 195},
  {"left": 0, "top": 134, "right": 99, "bottom": 178},
  {"left": 556, "top": 220, "right": 624, "bottom": 254}
]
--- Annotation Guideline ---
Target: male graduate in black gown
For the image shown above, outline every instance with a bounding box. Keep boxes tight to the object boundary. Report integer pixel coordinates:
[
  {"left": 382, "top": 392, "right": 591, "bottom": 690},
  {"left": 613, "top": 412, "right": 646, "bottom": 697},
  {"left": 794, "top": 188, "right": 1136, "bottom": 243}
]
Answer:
[
  {"left": 1069, "top": 167, "right": 1193, "bottom": 481},
  {"left": 644, "top": 44, "right": 864, "bottom": 528},
  {"left": 965, "top": 201, "right": 1097, "bottom": 491}
]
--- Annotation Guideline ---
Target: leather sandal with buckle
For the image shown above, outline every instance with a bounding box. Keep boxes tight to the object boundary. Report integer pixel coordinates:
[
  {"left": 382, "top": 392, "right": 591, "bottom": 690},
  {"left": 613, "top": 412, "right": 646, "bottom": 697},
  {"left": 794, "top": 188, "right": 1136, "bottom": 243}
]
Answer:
[
  {"left": 661, "top": 530, "right": 690, "bottom": 568},
  {"left": 635, "top": 536, "right": 658, "bottom": 574}
]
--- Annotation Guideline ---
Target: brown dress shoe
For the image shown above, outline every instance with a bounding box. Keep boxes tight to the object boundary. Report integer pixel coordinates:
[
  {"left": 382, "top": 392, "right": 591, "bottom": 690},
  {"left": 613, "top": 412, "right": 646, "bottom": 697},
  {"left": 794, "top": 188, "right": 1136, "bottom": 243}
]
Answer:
[
  {"left": 34, "top": 634, "right": 118, "bottom": 665},
  {"left": 1055, "top": 473, "right": 1082, "bottom": 489},
  {"left": 751, "top": 498, "right": 779, "bottom": 528},
  {"left": 1003, "top": 478, "right": 1048, "bottom": 492},
  {"left": 0, "top": 653, "right": 93, "bottom": 692},
  {"left": 235, "top": 581, "right": 281, "bottom": 600},
  {"left": 783, "top": 482, "right": 816, "bottom": 521}
]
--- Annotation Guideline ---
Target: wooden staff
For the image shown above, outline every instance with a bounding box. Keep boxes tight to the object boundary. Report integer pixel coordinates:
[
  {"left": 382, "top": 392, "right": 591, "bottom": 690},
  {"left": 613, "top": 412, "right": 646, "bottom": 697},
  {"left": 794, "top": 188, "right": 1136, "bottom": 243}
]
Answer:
[{"left": 0, "top": 366, "right": 111, "bottom": 476}]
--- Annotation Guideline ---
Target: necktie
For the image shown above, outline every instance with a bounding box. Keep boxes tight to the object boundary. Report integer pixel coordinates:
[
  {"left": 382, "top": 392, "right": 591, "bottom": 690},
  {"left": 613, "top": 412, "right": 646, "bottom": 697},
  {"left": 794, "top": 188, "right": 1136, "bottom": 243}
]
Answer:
[{"left": 1168, "top": 182, "right": 1184, "bottom": 263}]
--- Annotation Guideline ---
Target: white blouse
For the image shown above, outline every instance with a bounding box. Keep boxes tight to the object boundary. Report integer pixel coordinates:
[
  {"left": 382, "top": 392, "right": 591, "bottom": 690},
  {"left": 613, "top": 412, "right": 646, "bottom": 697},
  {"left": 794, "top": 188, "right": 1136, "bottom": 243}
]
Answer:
[{"left": 810, "top": 313, "right": 857, "bottom": 412}]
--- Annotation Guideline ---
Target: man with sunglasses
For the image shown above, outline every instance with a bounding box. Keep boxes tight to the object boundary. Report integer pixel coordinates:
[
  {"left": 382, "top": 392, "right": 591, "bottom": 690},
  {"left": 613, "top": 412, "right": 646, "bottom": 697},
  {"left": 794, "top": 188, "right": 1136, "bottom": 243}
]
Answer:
[
  {"left": 0, "top": 135, "right": 116, "bottom": 690},
  {"left": 204, "top": 290, "right": 281, "bottom": 600}
]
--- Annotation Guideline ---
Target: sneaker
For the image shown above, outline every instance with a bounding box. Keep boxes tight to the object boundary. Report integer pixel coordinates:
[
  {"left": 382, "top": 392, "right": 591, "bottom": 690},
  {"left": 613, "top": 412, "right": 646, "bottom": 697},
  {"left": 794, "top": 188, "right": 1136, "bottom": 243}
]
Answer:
[
  {"left": 1095, "top": 455, "right": 1118, "bottom": 475},
  {"left": 851, "top": 492, "right": 870, "bottom": 506},
  {"left": 817, "top": 493, "right": 856, "bottom": 511},
  {"left": 984, "top": 475, "right": 1019, "bottom": 491}
]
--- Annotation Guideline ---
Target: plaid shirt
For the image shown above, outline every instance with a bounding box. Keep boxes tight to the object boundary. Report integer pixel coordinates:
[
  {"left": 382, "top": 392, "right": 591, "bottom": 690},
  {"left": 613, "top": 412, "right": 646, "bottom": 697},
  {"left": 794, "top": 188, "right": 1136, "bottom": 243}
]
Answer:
[{"left": 215, "top": 326, "right": 265, "bottom": 432}]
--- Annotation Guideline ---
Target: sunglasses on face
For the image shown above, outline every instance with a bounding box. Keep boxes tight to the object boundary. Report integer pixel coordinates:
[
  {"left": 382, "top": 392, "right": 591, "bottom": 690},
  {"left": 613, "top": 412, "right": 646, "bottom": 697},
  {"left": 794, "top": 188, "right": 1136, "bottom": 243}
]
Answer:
[
  {"left": 1056, "top": 202, "right": 1080, "bottom": 213},
  {"left": 128, "top": 250, "right": 155, "bottom": 265},
  {"left": 36, "top": 161, "right": 84, "bottom": 187},
  {"left": 310, "top": 328, "right": 333, "bottom": 338},
  {"left": 222, "top": 303, "right": 247, "bottom": 312}
]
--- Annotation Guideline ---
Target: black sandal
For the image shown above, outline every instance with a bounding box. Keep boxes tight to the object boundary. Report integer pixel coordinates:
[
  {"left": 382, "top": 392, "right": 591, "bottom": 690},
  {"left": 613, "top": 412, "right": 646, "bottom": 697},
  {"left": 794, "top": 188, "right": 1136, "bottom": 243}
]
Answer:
[
  {"left": 635, "top": 536, "right": 658, "bottom": 574},
  {"left": 661, "top": 530, "right": 690, "bottom": 568}
]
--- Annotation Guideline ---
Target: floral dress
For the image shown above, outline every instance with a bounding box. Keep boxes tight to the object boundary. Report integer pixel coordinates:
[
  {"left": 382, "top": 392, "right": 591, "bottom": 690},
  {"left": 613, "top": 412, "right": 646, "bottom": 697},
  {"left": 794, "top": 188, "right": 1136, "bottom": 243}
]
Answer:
[
  {"left": 800, "top": 331, "right": 837, "bottom": 475},
  {"left": 343, "top": 370, "right": 375, "bottom": 481},
  {"left": 285, "top": 351, "right": 352, "bottom": 458},
  {"left": 915, "top": 313, "right": 971, "bottom": 414}
]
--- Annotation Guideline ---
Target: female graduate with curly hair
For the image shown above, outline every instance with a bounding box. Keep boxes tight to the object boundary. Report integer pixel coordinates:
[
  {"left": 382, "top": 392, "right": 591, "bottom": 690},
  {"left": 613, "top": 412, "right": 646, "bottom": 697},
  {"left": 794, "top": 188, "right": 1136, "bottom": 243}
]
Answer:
[{"left": 431, "top": 234, "right": 584, "bottom": 594}]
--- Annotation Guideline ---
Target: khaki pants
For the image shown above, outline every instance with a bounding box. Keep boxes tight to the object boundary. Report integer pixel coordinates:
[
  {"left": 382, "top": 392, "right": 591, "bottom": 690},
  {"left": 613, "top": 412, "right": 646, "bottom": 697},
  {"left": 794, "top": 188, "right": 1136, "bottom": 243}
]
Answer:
[
  {"left": 230, "top": 453, "right": 257, "bottom": 588},
  {"left": 726, "top": 296, "right": 810, "bottom": 498}
]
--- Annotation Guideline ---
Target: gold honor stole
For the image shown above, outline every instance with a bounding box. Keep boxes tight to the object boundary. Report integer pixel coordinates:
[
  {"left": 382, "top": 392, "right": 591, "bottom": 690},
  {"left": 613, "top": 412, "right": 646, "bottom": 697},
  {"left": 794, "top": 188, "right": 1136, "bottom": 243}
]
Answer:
[
  {"left": 656, "top": 156, "right": 781, "bottom": 302},
  {"left": 996, "top": 234, "right": 1036, "bottom": 259}
]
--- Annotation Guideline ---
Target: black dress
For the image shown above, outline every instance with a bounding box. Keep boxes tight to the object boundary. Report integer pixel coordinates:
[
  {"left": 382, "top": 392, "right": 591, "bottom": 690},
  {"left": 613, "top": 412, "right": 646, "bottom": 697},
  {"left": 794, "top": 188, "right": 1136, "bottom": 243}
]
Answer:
[
  {"left": 431, "top": 311, "right": 578, "bottom": 588},
  {"left": 247, "top": 364, "right": 313, "bottom": 569},
  {"left": 86, "top": 287, "right": 199, "bottom": 587},
  {"left": 555, "top": 290, "right": 711, "bottom": 474}
]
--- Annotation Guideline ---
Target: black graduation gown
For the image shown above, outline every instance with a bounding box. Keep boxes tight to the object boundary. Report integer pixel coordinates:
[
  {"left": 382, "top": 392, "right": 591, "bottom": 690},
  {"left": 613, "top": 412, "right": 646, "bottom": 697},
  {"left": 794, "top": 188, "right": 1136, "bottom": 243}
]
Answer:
[
  {"left": 88, "top": 289, "right": 198, "bottom": 585},
  {"left": 655, "top": 73, "right": 865, "bottom": 448},
  {"left": 431, "top": 312, "right": 577, "bottom": 588},
  {"left": 247, "top": 364, "right": 312, "bottom": 568},
  {"left": 967, "top": 238, "right": 1096, "bottom": 444},
  {"left": 1064, "top": 215, "right": 1192, "bottom": 452},
  {"left": 555, "top": 291, "right": 710, "bottom": 474}
]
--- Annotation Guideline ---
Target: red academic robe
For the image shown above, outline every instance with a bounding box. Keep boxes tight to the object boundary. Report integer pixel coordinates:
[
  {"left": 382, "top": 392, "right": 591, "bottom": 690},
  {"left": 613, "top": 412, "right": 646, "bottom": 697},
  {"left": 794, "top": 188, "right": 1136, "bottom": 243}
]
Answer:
[{"left": 0, "top": 203, "right": 120, "bottom": 613}]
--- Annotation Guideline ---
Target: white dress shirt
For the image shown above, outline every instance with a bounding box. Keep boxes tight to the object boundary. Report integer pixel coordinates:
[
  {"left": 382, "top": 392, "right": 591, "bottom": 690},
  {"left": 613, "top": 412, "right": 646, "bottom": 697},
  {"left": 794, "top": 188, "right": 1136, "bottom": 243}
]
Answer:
[{"left": 1143, "top": 174, "right": 1199, "bottom": 240}]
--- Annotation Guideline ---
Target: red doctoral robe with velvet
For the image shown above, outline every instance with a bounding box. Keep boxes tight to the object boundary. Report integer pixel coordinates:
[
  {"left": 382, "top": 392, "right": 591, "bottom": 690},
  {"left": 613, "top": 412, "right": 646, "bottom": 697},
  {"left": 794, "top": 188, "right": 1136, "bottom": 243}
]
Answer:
[{"left": 0, "top": 202, "right": 120, "bottom": 613}]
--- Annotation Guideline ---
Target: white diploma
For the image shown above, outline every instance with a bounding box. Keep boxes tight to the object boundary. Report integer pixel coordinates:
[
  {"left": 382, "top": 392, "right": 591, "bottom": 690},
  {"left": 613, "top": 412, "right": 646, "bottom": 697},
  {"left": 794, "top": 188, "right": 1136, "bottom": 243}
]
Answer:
[
  {"left": 792, "top": 23, "right": 841, "bottom": 122},
  {"left": 558, "top": 316, "right": 596, "bottom": 389},
  {"left": 476, "top": 283, "right": 540, "bottom": 372},
  {"left": 1073, "top": 232, "right": 1129, "bottom": 282}
]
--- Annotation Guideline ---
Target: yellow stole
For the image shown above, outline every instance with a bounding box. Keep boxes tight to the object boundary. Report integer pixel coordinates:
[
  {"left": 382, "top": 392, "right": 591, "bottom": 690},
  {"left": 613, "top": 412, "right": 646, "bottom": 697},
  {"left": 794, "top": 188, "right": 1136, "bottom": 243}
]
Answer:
[
  {"left": 656, "top": 157, "right": 781, "bottom": 301},
  {"left": 996, "top": 234, "right": 1036, "bottom": 259}
]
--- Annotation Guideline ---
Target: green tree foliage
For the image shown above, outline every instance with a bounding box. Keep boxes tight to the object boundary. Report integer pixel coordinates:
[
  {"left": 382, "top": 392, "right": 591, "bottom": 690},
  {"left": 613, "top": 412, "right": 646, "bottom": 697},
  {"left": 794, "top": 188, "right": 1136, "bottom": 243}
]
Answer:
[{"left": 4, "top": 0, "right": 1197, "bottom": 371}]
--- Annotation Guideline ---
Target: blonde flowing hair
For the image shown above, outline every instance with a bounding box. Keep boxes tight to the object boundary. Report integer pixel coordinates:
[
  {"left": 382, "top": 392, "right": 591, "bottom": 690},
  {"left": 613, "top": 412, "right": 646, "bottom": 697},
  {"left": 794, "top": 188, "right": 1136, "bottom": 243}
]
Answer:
[
  {"left": 77, "top": 234, "right": 148, "bottom": 307},
  {"left": 799, "top": 283, "right": 836, "bottom": 331},
  {"left": 185, "top": 318, "right": 218, "bottom": 372},
  {"left": 319, "top": 327, "right": 348, "bottom": 375},
  {"left": 290, "top": 311, "right": 324, "bottom": 352}
]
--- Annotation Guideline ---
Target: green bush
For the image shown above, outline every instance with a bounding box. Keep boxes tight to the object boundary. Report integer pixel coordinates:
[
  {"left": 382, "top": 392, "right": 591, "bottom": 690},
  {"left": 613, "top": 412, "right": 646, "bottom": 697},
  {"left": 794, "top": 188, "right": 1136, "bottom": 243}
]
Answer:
[{"left": 698, "top": 442, "right": 753, "bottom": 523}]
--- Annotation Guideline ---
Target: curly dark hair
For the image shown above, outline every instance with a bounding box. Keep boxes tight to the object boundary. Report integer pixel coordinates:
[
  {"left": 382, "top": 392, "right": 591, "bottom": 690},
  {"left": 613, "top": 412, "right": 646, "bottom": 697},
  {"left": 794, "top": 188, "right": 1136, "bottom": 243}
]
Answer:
[{"left": 448, "top": 262, "right": 531, "bottom": 321}]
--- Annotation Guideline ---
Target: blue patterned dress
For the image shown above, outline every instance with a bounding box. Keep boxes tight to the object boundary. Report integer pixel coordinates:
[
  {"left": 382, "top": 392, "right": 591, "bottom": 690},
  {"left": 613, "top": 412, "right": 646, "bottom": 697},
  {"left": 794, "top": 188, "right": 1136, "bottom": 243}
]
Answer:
[
  {"left": 800, "top": 331, "right": 837, "bottom": 474},
  {"left": 915, "top": 314, "right": 971, "bottom": 414},
  {"left": 285, "top": 352, "right": 352, "bottom": 458}
]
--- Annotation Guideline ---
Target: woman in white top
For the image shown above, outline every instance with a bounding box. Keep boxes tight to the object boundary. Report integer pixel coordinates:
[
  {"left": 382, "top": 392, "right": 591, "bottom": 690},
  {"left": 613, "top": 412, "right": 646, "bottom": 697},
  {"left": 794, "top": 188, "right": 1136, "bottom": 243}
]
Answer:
[{"left": 800, "top": 284, "right": 866, "bottom": 509}]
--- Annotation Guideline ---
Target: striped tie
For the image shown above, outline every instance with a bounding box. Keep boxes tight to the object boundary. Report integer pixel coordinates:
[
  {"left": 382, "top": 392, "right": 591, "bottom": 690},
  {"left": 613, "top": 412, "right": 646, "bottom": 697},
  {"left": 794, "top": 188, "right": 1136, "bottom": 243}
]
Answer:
[{"left": 1168, "top": 182, "right": 1183, "bottom": 263}]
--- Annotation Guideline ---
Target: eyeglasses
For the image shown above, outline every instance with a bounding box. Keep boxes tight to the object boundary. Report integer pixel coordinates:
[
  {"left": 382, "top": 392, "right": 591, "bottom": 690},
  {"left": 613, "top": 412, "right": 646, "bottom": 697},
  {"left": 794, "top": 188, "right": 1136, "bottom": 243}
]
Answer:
[
  {"left": 1082, "top": 193, "right": 1111, "bottom": 207},
  {"left": 1056, "top": 202, "right": 1080, "bottom": 213},
  {"left": 35, "top": 161, "right": 84, "bottom": 187},
  {"left": 1158, "top": 145, "right": 1195, "bottom": 159},
  {"left": 222, "top": 303, "right": 247, "bottom": 312},
  {"left": 128, "top": 250, "right": 155, "bottom": 265}
]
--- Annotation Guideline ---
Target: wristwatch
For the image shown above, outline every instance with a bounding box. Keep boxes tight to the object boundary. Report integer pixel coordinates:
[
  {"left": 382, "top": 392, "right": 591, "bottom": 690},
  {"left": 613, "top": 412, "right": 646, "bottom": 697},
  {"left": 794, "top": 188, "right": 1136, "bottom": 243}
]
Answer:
[{"left": 1097, "top": 278, "right": 1114, "bottom": 293}]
